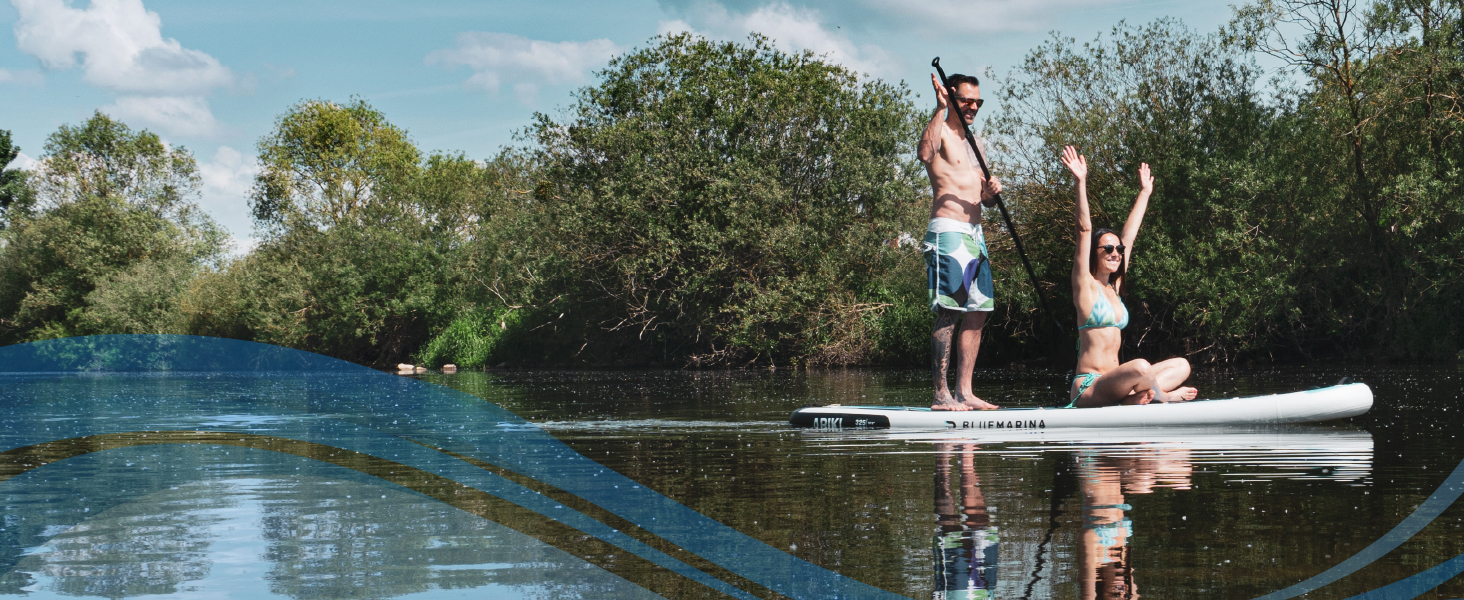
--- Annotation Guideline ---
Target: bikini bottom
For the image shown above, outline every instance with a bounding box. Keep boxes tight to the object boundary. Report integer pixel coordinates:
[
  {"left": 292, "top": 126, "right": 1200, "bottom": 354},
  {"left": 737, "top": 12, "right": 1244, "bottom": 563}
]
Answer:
[{"left": 1068, "top": 372, "right": 1100, "bottom": 408}]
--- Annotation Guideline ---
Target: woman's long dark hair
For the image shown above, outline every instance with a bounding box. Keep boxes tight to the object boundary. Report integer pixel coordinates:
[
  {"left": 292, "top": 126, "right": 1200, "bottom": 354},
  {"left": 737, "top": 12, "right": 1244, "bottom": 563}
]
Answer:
[{"left": 1088, "top": 228, "right": 1126, "bottom": 293}]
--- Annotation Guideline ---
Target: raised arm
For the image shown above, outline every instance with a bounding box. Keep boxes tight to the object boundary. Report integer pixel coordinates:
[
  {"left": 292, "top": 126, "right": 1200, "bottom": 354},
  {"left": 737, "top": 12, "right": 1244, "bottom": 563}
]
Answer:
[
  {"left": 1062, "top": 146, "right": 1092, "bottom": 295},
  {"left": 1117, "top": 162, "right": 1154, "bottom": 291},
  {"left": 917, "top": 73, "right": 950, "bottom": 165}
]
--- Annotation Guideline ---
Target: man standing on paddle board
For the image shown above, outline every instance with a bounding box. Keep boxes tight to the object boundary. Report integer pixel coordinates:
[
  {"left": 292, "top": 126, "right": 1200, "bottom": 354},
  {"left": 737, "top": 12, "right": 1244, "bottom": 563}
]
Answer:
[{"left": 918, "top": 72, "right": 1002, "bottom": 411}]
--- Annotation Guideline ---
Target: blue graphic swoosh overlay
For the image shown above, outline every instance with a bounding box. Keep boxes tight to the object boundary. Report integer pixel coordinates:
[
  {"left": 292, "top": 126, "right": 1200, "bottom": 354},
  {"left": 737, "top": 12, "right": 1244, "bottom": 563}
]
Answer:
[
  {"left": 0, "top": 335, "right": 906, "bottom": 599},
  {"left": 2, "top": 335, "right": 1460, "bottom": 599},
  {"left": 1340, "top": 552, "right": 1464, "bottom": 600},
  {"left": 1253, "top": 435, "right": 1464, "bottom": 599}
]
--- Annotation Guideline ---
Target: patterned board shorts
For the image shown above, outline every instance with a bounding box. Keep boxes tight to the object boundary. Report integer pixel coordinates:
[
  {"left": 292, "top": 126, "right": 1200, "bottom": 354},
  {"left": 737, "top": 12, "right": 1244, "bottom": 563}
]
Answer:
[{"left": 924, "top": 218, "right": 994, "bottom": 313}]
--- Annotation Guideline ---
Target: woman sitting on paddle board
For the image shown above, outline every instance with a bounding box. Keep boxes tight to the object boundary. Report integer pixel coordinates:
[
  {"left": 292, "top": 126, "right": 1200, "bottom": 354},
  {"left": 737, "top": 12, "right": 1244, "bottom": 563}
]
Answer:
[{"left": 1060, "top": 146, "right": 1198, "bottom": 407}]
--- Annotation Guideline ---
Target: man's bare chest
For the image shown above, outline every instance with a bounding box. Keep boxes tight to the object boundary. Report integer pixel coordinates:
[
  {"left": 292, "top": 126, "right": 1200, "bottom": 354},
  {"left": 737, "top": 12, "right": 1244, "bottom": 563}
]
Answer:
[{"left": 936, "top": 138, "right": 984, "bottom": 180}]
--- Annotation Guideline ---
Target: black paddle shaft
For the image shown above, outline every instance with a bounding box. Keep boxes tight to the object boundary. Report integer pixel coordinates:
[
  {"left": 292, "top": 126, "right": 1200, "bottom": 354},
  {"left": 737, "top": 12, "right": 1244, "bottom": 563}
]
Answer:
[{"left": 932, "top": 57, "right": 1066, "bottom": 343}]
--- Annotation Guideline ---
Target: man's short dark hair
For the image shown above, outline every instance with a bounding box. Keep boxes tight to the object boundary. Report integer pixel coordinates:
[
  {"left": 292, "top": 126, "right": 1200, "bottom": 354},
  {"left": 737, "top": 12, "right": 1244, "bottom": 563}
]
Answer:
[{"left": 948, "top": 73, "right": 980, "bottom": 89}]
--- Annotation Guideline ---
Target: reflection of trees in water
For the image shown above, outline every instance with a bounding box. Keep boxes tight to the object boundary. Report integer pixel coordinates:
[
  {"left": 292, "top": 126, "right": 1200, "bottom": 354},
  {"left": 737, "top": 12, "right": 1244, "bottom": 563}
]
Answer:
[
  {"left": 5, "top": 453, "right": 647, "bottom": 600},
  {"left": 260, "top": 477, "right": 489, "bottom": 599},
  {"left": 257, "top": 476, "right": 634, "bottom": 600},
  {"left": 16, "top": 481, "right": 233, "bottom": 599},
  {"left": 0, "top": 443, "right": 237, "bottom": 596}
]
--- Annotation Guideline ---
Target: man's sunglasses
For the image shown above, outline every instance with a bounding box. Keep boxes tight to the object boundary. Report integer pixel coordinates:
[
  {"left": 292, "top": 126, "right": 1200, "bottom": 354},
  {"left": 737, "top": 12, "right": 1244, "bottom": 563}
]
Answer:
[
  {"left": 1097, "top": 244, "right": 1126, "bottom": 254},
  {"left": 955, "top": 97, "right": 985, "bottom": 110}
]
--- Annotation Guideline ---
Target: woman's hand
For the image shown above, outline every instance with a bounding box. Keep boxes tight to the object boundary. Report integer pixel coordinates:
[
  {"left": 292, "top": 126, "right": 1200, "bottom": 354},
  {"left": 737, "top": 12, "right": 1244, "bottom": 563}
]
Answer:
[
  {"left": 1061, "top": 145, "right": 1087, "bottom": 181},
  {"left": 1138, "top": 162, "right": 1154, "bottom": 194}
]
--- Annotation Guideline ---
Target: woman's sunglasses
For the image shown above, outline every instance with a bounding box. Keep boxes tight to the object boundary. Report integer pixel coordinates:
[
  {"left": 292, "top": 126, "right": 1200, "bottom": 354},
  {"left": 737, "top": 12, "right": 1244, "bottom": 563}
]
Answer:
[{"left": 1097, "top": 244, "right": 1126, "bottom": 254}]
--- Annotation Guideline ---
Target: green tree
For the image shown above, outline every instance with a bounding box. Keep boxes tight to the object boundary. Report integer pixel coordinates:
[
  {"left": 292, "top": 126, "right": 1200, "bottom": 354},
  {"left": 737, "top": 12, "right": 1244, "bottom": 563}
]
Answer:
[
  {"left": 180, "top": 252, "right": 314, "bottom": 348},
  {"left": 190, "top": 99, "right": 497, "bottom": 366},
  {"left": 1, "top": 130, "right": 36, "bottom": 229},
  {"left": 415, "top": 149, "right": 545, "bottom": 369},
  {"left": 1361, "top": 0, "right": 1464, "bottom": 356},
  {"left": 1227, "top": 0, "right": 1464, "bottom": 358},
  {"left": 31, "top": 113, "right": 206, "bottom": 220},
  {"left": 0, "top": 113, "right": 224, "bottom": 343},
  {"left": 989, "top": 6, "right": 1462, "bottom": 363},
  {"left": 250, "top": 98, "right": 422, "bottom": 234},
  {"left": 991, "top": 19, "right": 1298, "bottom": 361},
  {"left": 523, "top": 34, "right": 929, "bottom": 366}
]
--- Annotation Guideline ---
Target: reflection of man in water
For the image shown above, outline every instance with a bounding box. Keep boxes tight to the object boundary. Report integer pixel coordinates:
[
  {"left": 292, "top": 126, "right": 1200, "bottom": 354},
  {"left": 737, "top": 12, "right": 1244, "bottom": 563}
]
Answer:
[
  {"left": 933, "top": 443, "right": 997, "bottom": 599},
  {"left": 1076, "top": 448, "right": 1193, "bottom": 600}
]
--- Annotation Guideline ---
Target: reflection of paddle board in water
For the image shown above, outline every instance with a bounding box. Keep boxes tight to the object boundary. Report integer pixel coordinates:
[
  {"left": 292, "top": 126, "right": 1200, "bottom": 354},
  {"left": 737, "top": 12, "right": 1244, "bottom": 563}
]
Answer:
[
  {"left": 804, "top": 427, "right": 1376, "bottom": 485},
  {"left": 789, "top": 383, "right": 1372, "bottom": 430}
]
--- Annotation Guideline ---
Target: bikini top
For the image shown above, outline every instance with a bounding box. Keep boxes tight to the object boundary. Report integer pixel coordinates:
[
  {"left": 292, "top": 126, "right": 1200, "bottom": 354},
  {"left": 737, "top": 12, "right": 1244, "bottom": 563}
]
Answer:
[{"left": 1079, "top": 281, "right": 1128, "bottom": 330}]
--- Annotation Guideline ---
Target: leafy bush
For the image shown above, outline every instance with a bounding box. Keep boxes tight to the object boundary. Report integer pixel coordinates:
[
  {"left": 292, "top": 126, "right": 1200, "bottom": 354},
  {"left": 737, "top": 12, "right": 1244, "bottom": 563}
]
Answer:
[
  {"left": 1, "top": 130, "right": 36, "bottom": 230},
  {"left": 414, "top": 306, "right": 525, "bottom": 369},
  {"left": 991, "top": 10, "right": 1464, "bottom": 362},
  {"left": 0, "top": 114, "right": 223, "bottom": 344},
  {"left": 5, "top": 3, "right": 1459, "bottom": 366},
  {"left": 524, "top": 34, "right": 929, "bottom": 366},
  {"left": 82, "top": 256, "right": 197, "bottom": 334}
]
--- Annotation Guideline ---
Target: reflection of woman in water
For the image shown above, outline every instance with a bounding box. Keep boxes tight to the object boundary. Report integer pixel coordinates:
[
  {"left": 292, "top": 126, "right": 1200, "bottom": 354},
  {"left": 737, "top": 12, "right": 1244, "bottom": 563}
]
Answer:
[
  {"left": 1080, "top": 459, "right": 1136, "bottom": 600},
  {"left": 933, "top": 443, "right": 998, "bottom": 599},
  {"left": 1076, "top": 448, "right": 1194, "bottom": 600}
]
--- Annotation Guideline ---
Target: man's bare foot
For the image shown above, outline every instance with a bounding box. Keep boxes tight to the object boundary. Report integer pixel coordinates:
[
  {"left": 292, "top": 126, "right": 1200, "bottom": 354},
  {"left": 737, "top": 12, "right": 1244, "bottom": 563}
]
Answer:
[
  {"left": 956, "top": 391, "right": 999, "bottom": 410},
  {"left": 932, "top": 390, "right": 973, "bottom": 411}
]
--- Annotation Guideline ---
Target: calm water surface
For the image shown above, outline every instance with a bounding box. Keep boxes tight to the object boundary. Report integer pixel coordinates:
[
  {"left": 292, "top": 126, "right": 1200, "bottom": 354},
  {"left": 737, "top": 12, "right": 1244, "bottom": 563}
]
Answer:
[{"left": 3, "top": 364, "right": 1463, "bottom": 599}]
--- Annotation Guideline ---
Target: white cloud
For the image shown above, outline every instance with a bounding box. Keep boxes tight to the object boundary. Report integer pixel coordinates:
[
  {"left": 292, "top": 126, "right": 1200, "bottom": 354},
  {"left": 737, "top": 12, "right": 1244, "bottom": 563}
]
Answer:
[
  {"left": 196, "top": 145, "right": 258, "bottom": 254},
  {"left": 13, "top": 0, "right": 234, "bottom": 94},
  {"left": 427, "top": 32, "right": 623, "bottom": 104},
  {"left": 657, "top": 3, "right": 903, "bottom": 78},
  {"left": 848, "top": 0, "right": 1124, "bottom": 33},
  {"left": 12, "top": 0, "right": 236, "bottom": 137},
  {"left": 657, "top": 19, "right": 696, "bottom": 36},
  {"left": 660, "top": 0, "right": 1120, "bottom": 36},
  {"left": 263, "top": 63, "right": 296, "bottom": 82},
  {"left": 199, "top": 146, "right": 256, "bottom": 200},
  {"left": 225, "top": 234, "right": 258, "bottom": 257},
  {"left": 0, "top": 67, "right": 44, "bottom": 86},
  {"left": 103, "top": 95, "right": 219, "bottom": 137},
  {"left": 4, "top": 151, "right": 39, "bottom": 171}
]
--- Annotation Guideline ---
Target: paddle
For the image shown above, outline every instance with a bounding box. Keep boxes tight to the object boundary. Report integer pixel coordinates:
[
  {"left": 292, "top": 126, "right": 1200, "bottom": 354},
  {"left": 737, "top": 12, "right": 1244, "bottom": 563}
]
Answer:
[
  {"left": 931, "top": 57, "right": 1068, "bottom": 364},
  {"left": 1020, "top": 452, "right": 1078, "bottom": 599}
]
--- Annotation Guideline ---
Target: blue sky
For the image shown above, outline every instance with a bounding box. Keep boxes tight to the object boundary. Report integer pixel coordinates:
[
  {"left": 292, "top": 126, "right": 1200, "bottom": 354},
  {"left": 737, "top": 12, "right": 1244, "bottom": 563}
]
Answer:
[{"left": 0, "top": 0, "right": 1237, "bottom": 250}]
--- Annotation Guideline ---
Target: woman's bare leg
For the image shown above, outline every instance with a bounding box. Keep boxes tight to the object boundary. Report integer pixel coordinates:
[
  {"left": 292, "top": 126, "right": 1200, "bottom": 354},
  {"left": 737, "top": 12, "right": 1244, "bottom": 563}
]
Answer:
[
  {"left": 1151, "top": 357, "right": 1197, "bottom": 401},
  {"left": 1075, "top": 359, "right": 1156, "bottom": 408}
]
